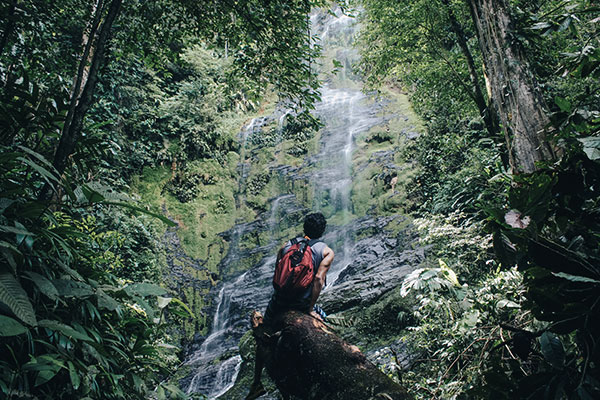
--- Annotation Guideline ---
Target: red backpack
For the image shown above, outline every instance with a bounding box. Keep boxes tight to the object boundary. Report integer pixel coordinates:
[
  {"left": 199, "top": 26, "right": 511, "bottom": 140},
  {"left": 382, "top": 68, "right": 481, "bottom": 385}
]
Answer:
[{"left": 273, "top": 238, "right": 319, "bottom": 296}]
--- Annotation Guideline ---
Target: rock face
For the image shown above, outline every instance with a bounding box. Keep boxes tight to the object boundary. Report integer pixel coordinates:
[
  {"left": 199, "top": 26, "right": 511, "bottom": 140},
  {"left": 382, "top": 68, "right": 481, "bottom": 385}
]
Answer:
[
  {"left": 179, "top": 6, "right": 424, "bottom": 398},
  {"left": 321, "top": 215, "right": 424, "bottom": 314},
  {"left": 254, "top": 311, "right": 412, "bottom": 400}
]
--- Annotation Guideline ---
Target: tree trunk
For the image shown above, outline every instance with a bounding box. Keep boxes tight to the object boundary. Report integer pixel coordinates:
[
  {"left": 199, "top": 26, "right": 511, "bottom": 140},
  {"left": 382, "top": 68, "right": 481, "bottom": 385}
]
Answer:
[
  {"left": 252, "top": 311, "right": 411, "bottom": 400},
  {"left": 51, "top": 0, "right": 121, "bottom": 176},
  {"left": 466, "top": 0, "right": 555, "bottom": 173},
  {"left": 441, "top": 0, "right": 499, "bottom": 139}
]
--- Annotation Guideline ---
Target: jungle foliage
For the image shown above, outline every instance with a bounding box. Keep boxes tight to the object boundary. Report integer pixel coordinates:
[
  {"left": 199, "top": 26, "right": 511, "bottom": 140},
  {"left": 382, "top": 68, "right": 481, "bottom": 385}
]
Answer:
[
  {"left": 0, "top": 0, "right": 327, "bottom": 398},
  {"left": 358, "top": 0, "right": 600, "bottom": 398}
]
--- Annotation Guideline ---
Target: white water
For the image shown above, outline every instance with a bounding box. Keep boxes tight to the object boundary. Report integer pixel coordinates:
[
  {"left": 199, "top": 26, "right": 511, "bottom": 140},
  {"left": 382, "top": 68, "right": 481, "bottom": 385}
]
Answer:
[
  {"left": 184, "top": 7, "right": 388, "bottom": 398},
  {"left": 185, "top": 272, "right": 248, "bottom": 398}
]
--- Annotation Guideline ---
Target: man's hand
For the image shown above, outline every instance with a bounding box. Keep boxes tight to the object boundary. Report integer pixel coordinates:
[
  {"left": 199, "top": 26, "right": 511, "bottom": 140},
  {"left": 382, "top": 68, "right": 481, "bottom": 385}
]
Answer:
[{"left": 310, "top": 310, "right": 323, "bottom": 321}]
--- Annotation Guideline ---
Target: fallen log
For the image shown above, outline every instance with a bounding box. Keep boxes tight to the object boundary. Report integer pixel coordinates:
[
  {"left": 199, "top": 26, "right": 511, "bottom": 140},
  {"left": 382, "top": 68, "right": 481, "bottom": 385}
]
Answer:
[{"left": 251, "top": 310, "right": 412, "bottom": 400}]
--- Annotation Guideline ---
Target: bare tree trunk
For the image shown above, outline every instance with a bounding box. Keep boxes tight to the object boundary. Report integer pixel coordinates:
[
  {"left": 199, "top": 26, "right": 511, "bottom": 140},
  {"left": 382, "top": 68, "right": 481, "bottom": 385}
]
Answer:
[
  {"left": 466, "top": 0, "right": 555, "bottom": 173},
  {"left": 52, "top": 0, "right": 121, "bottom": 176},
  {"left": 55, "top": 0, "right": 103, "bottom": 169},
  {"left": 252, "top": 311, "right": 411, "bottom": 400},
  {"left": 440, "top": 0, "right": 499, "bottom": 139}
]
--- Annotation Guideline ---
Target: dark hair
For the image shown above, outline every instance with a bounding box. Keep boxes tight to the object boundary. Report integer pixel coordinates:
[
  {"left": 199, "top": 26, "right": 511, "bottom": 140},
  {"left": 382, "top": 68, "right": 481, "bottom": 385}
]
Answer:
[{"left": 303, "top": 212, "right": 326, "bottom": 239}]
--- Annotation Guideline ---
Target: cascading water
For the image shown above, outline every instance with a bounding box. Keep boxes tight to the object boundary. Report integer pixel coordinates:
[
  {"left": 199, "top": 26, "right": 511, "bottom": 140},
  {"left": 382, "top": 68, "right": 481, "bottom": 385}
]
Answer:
[
  {"left": 313, "top": 87, "right": 382, "bottom": 285},
  {"left": 185, "top": 273, "right": 247, "bottom": 398},
  {"left": 182, "top": 195, "right": 290, "bottom": 398},
  {"left": 183, "top": 7, "right": 398, "bottom": 398},
  {"left": 310, "top": 10, "right": 384, "bottom": 286}
]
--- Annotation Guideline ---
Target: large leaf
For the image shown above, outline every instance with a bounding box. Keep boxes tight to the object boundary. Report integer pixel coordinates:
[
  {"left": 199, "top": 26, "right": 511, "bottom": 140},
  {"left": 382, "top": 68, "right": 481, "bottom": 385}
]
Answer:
[
  {"left": 23, "top": 272, "right": 59, "bottom": 300},
  {"left": 38, "top": 320, "right": 93, "bottom": 342},
  {"left": 17, "top": 157, "right": 60, "bottom": 187},
  {"left": 578, "top": 137, "right": 600, "bottom": 161},
  {"left": 97, "top": 289, "right": 120, "bottom": 311},
  {"left": 17, "top": 145, "right": 57, "bottom": 171},
  {"left": 0, "top": 273, "right": 37, "bottom": 326},
  {"left": 125, "top": 283, "right": 167, "bottom": 297},
  {"left": 552, "top": 272, "right": 600, "bottom": 284},
  {"left": 0, "top": 225, "right": 33, "bottom": 236},
  {"left": 53, "top": 279, "right": 94, "bottom": 298},
  {"left": 0, "top": 315, "right": 28, "bottom": 336},
  {"left": 539, "top": 332, "right": 565, "bottom": 369}
]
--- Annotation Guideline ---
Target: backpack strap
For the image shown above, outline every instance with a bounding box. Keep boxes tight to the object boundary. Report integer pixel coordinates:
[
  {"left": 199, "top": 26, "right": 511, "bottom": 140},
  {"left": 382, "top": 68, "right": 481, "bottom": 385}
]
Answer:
[{"left": 307, "top": 239, "right": 322, "bottom": 247}]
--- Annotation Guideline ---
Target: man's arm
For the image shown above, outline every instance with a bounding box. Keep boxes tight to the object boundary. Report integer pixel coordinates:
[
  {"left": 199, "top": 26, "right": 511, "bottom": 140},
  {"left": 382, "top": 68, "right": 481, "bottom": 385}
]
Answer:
[{"left": 309, "top": 246, "right": 334, "bottom": 310}]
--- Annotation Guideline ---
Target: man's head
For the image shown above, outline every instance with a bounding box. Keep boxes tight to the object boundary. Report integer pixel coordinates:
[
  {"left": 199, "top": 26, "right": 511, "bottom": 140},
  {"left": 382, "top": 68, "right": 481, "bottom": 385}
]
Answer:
[{"left": 303, "top": 212, "right": 326, "bottom": 239}]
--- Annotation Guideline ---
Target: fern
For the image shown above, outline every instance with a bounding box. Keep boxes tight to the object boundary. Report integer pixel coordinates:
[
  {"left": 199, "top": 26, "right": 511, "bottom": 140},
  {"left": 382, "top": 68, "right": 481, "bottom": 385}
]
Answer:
[{"left": 0, "top": 273, "right": 37, "bottom": 326}]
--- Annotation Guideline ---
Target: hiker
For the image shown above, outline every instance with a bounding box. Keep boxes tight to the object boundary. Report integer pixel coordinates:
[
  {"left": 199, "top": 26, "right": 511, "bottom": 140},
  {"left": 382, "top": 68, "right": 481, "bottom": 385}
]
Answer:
[{"left": 245, "top": 212, "right": 335, "bottom": 400}]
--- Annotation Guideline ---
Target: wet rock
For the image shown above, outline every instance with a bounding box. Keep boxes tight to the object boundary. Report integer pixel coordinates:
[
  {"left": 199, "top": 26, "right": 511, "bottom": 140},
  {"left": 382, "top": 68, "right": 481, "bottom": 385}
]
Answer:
[
  {"left": 367, "top": 339, "right": 417, "bottom": 379},
  {"left": 321, "top": 218, "right": 424, "bottom": 314}
]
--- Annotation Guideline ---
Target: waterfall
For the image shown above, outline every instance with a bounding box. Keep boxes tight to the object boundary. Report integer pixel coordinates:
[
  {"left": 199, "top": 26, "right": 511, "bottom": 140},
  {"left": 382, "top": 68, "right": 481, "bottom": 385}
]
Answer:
[
  {"left": 310, "top": 8, "right": 382, "bottom": 286},
  {"left": 183, "top": 196, "right": 292, "bottom": 398},
  {"left": 185, "top": 273, "right": 247, "bottom": 398},
  {"left": 183, "top": 7, "right": 395, "bottom": 398}
]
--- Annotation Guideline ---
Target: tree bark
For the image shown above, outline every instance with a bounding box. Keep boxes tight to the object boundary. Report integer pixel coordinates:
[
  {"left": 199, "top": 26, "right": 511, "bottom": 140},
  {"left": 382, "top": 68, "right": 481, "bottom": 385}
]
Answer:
[
  {"left": 51, "top": 0, "right": 121, "bottom": 176},
  {"left": 252, "top": 311, "right": 411, "bottom": 400},
  {"left": 440, "top": 0, "right": 500, "bottom": 138},
  {"left": 466, "top": 0, "right": 555, "bottom": 173}
]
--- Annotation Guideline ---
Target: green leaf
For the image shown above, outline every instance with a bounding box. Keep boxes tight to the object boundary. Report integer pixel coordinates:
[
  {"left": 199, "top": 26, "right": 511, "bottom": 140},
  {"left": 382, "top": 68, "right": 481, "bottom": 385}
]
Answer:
[
  {"left": 125, "top": 283, "right": 167, "bottom": 297},
  {"left": 578, "top": 137, "right": 600, "bottom": 161},
  {"left": 554, "top": 96, "right": 571, "bottom": 112},
  {"left": 17, "top": 157, "right": 60, "bottom": 187},
  {"left": 539, "top": 332, "right": 565, "bottom": 369},
  {"left": 38, "top": 320, "right": 93, "bottom": 342},
  {"left": 25, "top": 355, "right": 64, "bottom": 387},
  {"left": 23, "top": 272, "right": 58, "bottom": 300},
  {"left": 68, "top": 361, "right": 80, "bottom": 390},
  {"left": 53, "top": 279, "right": 94, "bottom": 298},
  {"left": 439, "top": 259, "right": 459, "bottom": 286},
  {"left": 530, "top": 21, "right": 552, "bottom": 30},
  {"left": 81, "top": 184, "right": 106, "bottom": 203},
  {"left": 0, "top": 273, "right": 37, "bottom": 326},
  {"left": 496, "top": 299, "right": 521, "bottom": 309},
  {"left": 97, "top": 289, "right": 120, "bottom": 311},
  {"left": 35, "top": 368, "right": 59, "bottom": 387},
  {"left": 156, "top": 385, "right": 166, "bottom": 400},
  {"left": 164, "top": 383, "right": 186, "bottom": 398},
  {"left": 167, "top": 297, "right": 195, "bottom": 318},
  {"left": 0, "top": 315, "right": 28, "bottom": 336},
  {"left": 552, "top": 272, "right": 600, "bottom": 284},
  {"left": 17, "top": 146, "right": 57, "bottom": 171},
  {"left": 0, "top": 225, "right": 33, "bottom": 236},
  {"left": 55, "top": 260, "right": 83, "bottom": 281}
]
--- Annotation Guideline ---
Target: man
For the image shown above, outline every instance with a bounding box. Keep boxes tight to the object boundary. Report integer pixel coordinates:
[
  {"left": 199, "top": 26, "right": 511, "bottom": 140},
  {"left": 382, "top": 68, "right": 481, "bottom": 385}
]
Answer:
[{"left": 246, "top": 212, "right": 334, "bottom": 400}]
